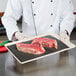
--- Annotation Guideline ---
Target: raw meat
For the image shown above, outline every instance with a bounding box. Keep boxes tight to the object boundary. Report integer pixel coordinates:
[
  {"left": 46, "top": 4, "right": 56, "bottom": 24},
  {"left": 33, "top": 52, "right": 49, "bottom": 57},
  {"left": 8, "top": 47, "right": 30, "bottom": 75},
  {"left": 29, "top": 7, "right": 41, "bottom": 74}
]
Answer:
[
  {"left": 16, "top": 37, "right": 57, "bottom": 55},
  {"left": 32, "top": 38, "right": 57, "bottom": 49},
  {"left": 16, "top": 43, "right": 45, "bottom": 55}
]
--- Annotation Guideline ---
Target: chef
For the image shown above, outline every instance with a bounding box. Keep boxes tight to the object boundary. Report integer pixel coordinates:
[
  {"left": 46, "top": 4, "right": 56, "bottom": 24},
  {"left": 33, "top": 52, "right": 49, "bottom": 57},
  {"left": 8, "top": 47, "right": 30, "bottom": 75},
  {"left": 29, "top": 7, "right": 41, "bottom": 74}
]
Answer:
[
  {"left": 2, "top": 0, "right": 75, "bottom": 41},
  {"left": 2, "top": 0, "right": 75, "bottom": 72}
]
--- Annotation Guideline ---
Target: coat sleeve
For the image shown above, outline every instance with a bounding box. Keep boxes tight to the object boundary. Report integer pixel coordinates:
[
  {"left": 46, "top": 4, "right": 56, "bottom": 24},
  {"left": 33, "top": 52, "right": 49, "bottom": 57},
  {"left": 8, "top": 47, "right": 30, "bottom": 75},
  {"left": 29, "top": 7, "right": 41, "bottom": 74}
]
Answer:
[
  {"left": 1, "top": 0, "right": 22, "bottom": 40},
  {"left": 60, "top": 0, "right": 75, "bottom": 36}
]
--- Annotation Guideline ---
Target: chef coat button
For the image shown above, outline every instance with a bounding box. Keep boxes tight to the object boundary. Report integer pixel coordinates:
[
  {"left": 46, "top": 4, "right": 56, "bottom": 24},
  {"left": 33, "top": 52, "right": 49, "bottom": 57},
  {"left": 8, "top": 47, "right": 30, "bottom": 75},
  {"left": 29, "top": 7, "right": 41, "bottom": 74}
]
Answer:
[
  {"left": 50, "top": 25, "right": 53, "bottom": 27},
  {"left": 51, "top": 13, "right": 53, "bottom": 15},
  {"left": 32, "top": 1, "right": 34, "bottom": 4},
  {"left": 50, "top": 0, "right": 53, "bottom": 2},
  {"left": 34, "top": 14, "right": 36, "bottom": 16}
]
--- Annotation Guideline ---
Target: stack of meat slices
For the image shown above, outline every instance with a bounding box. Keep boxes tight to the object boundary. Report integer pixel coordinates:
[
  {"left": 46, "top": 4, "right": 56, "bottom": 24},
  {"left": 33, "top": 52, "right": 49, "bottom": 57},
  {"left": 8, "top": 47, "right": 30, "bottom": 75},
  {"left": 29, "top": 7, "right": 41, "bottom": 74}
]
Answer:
[{"left": 16, "top": 38, "right": 57, "bottom": 55}]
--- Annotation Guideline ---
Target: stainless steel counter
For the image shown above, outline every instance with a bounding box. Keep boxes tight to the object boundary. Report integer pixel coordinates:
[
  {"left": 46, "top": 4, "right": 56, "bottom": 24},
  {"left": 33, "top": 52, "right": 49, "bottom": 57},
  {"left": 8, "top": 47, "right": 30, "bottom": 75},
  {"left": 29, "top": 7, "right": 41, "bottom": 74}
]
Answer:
[{"left": 0, "top": 47, "right": 76, "bottom": 76}]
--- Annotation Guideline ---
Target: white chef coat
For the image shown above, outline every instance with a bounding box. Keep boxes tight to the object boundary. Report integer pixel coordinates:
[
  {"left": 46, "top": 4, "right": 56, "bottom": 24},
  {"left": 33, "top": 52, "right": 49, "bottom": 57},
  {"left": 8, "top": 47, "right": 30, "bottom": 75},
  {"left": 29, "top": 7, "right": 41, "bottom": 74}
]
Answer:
[{"left": 2, "top": 0, "right": 75, "bottom": 40}]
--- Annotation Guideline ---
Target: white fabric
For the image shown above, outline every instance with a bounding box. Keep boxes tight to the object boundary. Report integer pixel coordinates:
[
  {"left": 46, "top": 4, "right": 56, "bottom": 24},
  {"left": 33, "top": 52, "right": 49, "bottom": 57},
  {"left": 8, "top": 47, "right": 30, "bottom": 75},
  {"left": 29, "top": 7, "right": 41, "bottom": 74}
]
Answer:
[{"left": 2, "top": 0, "right": 75, "bottom": 40}]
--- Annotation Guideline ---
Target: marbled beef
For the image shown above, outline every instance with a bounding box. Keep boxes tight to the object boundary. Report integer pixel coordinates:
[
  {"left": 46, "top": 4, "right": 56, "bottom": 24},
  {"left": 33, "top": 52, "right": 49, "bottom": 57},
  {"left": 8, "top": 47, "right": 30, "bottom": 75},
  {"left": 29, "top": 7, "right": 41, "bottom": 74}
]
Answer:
[
  {"left": 32, "top": 38, "right": 57, "bottom": 49},
  {"left": 16, "top": 43, "right": 45, "bottom": 55}
]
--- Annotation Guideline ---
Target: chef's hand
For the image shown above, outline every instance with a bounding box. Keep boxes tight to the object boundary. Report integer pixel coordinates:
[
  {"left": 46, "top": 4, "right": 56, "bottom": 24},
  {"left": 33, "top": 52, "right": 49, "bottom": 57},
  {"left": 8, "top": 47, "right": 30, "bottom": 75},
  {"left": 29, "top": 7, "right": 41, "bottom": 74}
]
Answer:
[
  {"left": 15, "top": 32, "right": 30, "bottom": 40},
  {"left": 60, "top": 30, "right": 70, "bottom": 42},
  {"left": 12, "top": 32, "right": 30, "bottom": 41}
]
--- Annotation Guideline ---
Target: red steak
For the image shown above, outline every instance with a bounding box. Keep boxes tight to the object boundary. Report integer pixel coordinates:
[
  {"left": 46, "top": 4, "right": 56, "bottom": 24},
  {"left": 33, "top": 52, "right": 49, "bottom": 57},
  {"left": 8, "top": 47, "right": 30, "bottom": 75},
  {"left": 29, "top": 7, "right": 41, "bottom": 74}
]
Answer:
[
  {"left": 32, "top": 38, "right": 57, "bottom": 49},
  {"left": 16, "top": 43, "right": 45, "bottom": 55}
]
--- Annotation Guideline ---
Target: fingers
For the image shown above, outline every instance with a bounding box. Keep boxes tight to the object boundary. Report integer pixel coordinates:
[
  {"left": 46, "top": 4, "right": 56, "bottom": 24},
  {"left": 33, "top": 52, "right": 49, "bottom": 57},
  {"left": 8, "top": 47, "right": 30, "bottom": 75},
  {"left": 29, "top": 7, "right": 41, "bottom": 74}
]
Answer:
[
  {"left": 60, "top": 31, "right": 70, "bottom": 42},
  {"left": 15, "top": 32, "right": 30, "bottom": 40},
  {"left": 60, "top": 35, "right": 70, "bottom": 42}
]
